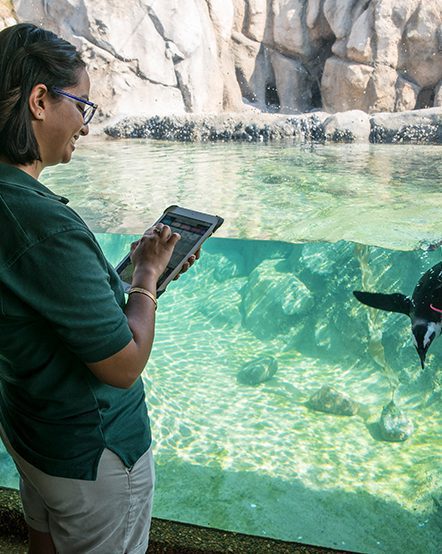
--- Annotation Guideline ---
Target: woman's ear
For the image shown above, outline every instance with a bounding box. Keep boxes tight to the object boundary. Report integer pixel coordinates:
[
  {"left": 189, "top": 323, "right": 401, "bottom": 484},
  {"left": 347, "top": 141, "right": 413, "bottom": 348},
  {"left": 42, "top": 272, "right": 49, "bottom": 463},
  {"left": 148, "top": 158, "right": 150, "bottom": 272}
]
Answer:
[{"left": 29, "top": 84, "right": 49, "bottom": 121}]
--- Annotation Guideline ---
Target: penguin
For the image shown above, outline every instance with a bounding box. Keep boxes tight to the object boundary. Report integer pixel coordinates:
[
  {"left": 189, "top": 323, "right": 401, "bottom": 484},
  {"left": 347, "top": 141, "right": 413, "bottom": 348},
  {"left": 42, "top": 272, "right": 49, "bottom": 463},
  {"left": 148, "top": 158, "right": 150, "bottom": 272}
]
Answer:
[{"left": 353, "top": 261, "right": 442, "bottom": 368}]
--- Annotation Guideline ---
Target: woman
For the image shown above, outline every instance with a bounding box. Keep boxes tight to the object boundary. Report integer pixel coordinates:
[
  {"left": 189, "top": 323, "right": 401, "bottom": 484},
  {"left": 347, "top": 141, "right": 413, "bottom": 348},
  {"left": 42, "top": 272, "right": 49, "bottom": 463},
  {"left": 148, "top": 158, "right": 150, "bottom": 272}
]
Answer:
[{"left": 0, "top": 23, "right": 194, "bottom": 553}]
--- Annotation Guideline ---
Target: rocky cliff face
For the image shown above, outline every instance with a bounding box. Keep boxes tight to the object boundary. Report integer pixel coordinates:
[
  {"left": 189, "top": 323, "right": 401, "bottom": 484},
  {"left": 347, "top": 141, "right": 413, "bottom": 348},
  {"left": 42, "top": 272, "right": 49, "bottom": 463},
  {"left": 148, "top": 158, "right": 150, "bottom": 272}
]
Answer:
[{"left": 2, "top": 1, "right": 442, "bottom": 120}]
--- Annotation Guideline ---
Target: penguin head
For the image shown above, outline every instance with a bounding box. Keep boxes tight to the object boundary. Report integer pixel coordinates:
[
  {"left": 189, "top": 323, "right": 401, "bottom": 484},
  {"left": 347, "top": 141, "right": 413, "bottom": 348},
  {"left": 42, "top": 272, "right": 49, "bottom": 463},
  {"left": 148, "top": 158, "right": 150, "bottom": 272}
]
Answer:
[{"left": 412, "top": 320, "right": 442, "bottom": 369}]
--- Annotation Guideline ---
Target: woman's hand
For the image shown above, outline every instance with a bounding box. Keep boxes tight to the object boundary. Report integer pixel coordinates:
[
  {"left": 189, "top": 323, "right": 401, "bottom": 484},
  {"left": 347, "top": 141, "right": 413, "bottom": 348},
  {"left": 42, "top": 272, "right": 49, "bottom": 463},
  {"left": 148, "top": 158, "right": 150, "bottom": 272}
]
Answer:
[
  {"left": 130, "top": 224, "right": 181, "bottom": 286},
  {"left": 172, "top": 247, "right": 201, "bottom": 280}
]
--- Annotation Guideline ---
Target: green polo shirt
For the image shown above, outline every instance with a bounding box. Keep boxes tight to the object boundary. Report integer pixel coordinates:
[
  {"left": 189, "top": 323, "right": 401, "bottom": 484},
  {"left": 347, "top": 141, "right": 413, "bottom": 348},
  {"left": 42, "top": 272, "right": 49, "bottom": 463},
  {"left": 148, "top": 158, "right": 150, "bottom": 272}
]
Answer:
[{"left": 0, "top": 163, "right": 151, "bottom": 480}]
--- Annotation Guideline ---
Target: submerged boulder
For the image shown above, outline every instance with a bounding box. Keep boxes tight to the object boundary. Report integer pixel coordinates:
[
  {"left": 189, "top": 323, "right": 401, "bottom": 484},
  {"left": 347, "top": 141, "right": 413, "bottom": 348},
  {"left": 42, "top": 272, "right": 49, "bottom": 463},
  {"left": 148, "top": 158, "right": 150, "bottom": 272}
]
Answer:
[
  {"left": 242, "top": 258, "right": 314, "bottom": 339},
  {"left": 307, "top": 385, "right": 359, "bottom": 416},
  {"left": 378, "top": 400, "right": 414, "bottom": 442},
  {"left": 236, "top": 355, "right": 278, "bottom": 386}
]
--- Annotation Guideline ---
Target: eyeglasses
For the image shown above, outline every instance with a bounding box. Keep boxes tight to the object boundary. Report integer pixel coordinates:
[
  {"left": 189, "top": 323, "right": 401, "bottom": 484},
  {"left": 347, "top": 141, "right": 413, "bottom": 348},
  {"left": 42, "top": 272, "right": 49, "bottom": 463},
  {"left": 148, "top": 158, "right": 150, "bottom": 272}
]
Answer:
[{"left": 52, "top": 87, "right": 98, "bottom": 125}]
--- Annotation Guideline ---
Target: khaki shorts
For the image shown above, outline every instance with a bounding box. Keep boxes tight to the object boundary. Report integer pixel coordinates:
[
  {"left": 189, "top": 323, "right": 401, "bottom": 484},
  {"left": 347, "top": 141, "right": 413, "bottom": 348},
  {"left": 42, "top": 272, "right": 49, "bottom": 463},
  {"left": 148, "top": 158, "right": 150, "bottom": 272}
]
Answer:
[{"left": 0, "top": 424, "right": 155, "bottom": 554}]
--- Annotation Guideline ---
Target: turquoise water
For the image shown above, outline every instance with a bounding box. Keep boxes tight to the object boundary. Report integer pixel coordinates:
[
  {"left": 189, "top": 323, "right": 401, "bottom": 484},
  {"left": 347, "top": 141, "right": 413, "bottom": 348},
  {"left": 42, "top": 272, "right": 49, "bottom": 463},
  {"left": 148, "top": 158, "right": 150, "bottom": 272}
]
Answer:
[
  {"left": 0, "top": 138, "right": 441, "bottom": 553},
  {"left": 42, "top": 137, "right": 441, "bottom": 250}
]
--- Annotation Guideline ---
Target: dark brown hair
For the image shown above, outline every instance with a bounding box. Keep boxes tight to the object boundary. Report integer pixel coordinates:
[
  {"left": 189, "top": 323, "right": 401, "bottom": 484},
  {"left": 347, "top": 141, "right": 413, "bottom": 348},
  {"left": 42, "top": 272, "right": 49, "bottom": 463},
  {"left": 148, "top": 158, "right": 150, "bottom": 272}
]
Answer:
[{"left": 0, "top": 23, "right": 86, "bottom": 165}]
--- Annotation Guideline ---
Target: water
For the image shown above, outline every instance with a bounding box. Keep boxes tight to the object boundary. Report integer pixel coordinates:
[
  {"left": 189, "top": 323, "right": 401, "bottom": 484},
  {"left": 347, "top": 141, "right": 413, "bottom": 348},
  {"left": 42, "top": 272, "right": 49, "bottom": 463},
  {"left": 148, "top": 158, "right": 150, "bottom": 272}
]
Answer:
[
  {"left": 1, "top": 138, "right": 441, "bottom": 553},
  {"left": 42, "top": 137, "right": 442, "bottom": 250}
]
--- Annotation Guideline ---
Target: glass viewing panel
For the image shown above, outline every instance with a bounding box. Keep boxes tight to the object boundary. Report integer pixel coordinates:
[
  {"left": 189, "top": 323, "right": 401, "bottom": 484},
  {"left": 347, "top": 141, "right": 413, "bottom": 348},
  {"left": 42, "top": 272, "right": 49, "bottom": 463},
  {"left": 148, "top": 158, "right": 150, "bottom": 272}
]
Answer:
[{"left": 0, "top": 141, "right": 440, "bottom": 554}]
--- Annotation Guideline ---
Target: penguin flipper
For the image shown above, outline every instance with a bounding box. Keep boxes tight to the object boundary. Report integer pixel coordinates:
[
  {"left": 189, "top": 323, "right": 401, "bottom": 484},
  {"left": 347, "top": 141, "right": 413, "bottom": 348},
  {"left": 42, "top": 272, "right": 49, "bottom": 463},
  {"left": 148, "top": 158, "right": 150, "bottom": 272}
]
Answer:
[{"left": 353, "top": 291, "right": 412, "bottom": 316}]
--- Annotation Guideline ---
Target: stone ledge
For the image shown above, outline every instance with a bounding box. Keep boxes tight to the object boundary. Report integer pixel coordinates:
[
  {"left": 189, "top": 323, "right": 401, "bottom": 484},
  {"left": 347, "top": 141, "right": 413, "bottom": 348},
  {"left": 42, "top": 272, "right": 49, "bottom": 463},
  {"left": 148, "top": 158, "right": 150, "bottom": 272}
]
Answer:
[
  {"left": 103, "top": 108, "right": 442, "bottom": 144},
  {"left": 0, "top": 487, "right": 351, "bottom": 554}
]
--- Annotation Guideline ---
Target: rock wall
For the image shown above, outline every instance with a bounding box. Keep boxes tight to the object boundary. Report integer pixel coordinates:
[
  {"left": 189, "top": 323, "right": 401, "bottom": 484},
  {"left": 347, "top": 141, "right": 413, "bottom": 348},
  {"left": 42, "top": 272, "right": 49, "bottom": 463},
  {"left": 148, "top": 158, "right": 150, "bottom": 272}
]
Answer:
[{"left": 2, "top": 1, "right": 442, "bottom": 119}]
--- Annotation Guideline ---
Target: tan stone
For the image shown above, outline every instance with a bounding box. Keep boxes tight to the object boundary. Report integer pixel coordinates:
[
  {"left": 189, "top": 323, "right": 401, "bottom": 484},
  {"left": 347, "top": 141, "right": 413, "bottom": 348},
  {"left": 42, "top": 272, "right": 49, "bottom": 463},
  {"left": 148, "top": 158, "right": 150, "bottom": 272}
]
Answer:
[
  {"left": 323, "top": 0, "right": 355, "bottom": 40},
  {"left": 331, "top": 37, "right": 348, "bottom": 59},
  {"left": 270, "top": 51, "right": 312, "bottom": 113},
  {"left": 207, "top": 0, "right": 235, "bottom": 41},
  {"left": 243, "top": 0, "right": 269, "bottom": 42},
  {"left": 400, "top": 1, "right": 442, "bottom": 88},
  {"left": 207, "top": 0, "right": 244, "bottom": 111},
  {"left": 145, "top": 0, "right": 224, "bottom": 113},
  {"left": 346, "top": 3, "right": 373, "bottom": 64},
  {"left": 78, "top": 39, "right": 186, "bottom": 118},
  {"left": 371, "top": 107, "right": 442, "bottom": 131},
  {"left": 232, "top": 0, "right": 246, "bottom": 32},
  {"left": 232, "top": 31, "right": 271, "bottom": 106},
  {"left": 395, "top": 77, "right": 420, "bottom": 112},
  {"left": 373, "top": 0, "right": 421, "bottom": 68},
  {"left": 367, "top": 66, "right": 397, "bottom": 113},
  {"left": 435, "top": 81, "right": 442, "bottom": 107},
  {"left": 306, "top": 0, "right": 333, "bottom": 41},
  {"left": 0, "top": 15, "right": 16, "bottom": 31},
  {"left": 16, "top": 0, "right": 176, "bottom": 88},
  {"left": 323, "top": 109, "right": 371, "bottom": 141},
  {"left": 3, "top": 0, "right": 442, "bottom": 116},
  {"left": 306, "top": 0, "right": 322, "bottom": 29},
  {"left": 322, "top": 56, "right": 374, "bottom": 113},
  {"left": 272, "top": 0, "right": 311, "bottom": 57},
  {"left": 0, "top": 0, "right": 16, "bottom": 30}
]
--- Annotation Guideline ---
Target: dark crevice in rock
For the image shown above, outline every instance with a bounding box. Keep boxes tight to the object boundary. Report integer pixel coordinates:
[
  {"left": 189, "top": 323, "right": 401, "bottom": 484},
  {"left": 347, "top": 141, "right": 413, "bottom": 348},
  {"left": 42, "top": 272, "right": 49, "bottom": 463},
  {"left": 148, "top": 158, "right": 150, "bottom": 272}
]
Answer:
[
  {"left": 265, "top": 81, "right": 280, "bottom": 109},
  {"left": 175, "top": 68, "right": 192, "bottom": 112},
  {"left": 361, "top": 0, "right": 371, "bottom": 14},
  {"left": 145, "top": 5, "right": 167, "bottom": 41},
  {"left": 416, "top": 87, "right": 436, "bottom": 110},
  {"left": 310, "top": 37, "right": 335, "bottom": 109}
]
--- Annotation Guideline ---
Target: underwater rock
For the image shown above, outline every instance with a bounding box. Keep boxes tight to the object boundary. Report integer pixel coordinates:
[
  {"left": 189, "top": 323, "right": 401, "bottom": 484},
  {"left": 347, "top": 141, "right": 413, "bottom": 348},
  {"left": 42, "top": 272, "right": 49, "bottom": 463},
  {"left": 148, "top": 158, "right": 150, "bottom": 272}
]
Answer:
[
  {"left": 307, "top": 385, "right": 359, "bottom": 416},
  {"left": 236, "top": 355, "right": 278, "bottom": 386},
  {"left": 212, "top": 252, "right": 244, "bottom": 282},
  {"left": 198, "top": 278, "right": 243, "bottom": 326},
  {"left": 242, "top": 258, "right": 314, "bottom": 340},
  {"left": 378, "top": 400, "right": 414, "bottom": 442}
]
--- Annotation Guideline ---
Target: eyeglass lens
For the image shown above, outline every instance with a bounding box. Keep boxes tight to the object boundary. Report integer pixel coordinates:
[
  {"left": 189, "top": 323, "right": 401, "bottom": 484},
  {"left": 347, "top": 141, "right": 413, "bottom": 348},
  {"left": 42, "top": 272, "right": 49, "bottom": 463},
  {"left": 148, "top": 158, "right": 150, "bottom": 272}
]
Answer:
[{"left": 83, "top": 105, "right": 95, "bottom": 125}]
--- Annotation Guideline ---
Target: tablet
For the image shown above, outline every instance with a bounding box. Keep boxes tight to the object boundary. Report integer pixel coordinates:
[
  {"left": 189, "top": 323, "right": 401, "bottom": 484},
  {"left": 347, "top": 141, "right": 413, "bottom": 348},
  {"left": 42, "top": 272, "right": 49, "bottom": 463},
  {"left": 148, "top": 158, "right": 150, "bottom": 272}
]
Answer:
[{"left": 115, "top": 205, "right": 224, "bottom": 296}]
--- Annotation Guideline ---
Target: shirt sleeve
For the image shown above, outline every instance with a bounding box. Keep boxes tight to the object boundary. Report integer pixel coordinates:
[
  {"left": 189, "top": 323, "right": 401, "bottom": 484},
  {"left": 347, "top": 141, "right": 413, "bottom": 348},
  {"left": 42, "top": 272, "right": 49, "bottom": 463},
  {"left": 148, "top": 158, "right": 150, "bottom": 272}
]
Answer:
[{"left": 6, "top": 227, "right": 133, "bottom": 363}]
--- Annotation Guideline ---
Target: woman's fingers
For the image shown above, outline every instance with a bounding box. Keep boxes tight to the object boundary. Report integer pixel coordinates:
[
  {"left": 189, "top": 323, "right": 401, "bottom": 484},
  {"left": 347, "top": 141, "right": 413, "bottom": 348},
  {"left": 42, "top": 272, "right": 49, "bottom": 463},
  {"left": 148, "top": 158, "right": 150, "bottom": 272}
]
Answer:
[
  {"left": 168, "top": 231, "right": 181, "bottom": 246},
  {"left": 146, "top": 224, "right": 180, "bottom": 245},
  {"left": 173, "top": 254, "right": 199, "bottom": 280},
  {"left": 133, "top": 224, "right": 200, "bottom": 283},
  {"left": 130, "top": 239, "right": 140, "bottom": 252},
  {"left": 173, "top": 262, "right": 189, "bottom": 280}
]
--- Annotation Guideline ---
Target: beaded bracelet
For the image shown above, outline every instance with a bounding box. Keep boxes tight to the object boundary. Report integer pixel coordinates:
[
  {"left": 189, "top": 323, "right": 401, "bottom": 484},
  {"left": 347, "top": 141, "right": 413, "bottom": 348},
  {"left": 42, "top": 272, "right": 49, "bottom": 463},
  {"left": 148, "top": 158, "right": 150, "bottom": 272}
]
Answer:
[{"left": 128, "top": 287, "right": 157, "bottom": 310}]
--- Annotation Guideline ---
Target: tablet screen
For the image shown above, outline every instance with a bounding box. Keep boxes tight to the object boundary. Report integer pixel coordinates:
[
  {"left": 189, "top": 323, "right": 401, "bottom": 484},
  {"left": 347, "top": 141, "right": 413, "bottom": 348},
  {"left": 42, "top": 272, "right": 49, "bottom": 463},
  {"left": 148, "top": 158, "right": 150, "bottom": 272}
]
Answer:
[
  {"left": 117, "top": 212, "right": 213, "bottom": 290},
  {"left": 157, "top": 213, "right": 211, "bottom": 286}
]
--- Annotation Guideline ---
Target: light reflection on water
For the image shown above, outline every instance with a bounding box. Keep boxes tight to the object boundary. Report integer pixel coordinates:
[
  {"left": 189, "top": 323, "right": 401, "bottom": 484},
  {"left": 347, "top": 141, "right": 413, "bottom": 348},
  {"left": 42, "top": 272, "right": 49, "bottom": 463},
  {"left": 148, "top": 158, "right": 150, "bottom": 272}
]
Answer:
[{"left": 43, "top": 137, "right": 442, "bottom": 250}]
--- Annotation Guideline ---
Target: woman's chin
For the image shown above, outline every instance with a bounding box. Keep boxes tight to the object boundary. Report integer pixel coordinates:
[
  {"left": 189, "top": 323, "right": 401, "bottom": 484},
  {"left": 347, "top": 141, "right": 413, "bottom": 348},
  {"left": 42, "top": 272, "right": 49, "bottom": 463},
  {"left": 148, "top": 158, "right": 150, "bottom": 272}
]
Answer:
[{"left": 62, "top": 150, "right": 74, "bottom": 164}]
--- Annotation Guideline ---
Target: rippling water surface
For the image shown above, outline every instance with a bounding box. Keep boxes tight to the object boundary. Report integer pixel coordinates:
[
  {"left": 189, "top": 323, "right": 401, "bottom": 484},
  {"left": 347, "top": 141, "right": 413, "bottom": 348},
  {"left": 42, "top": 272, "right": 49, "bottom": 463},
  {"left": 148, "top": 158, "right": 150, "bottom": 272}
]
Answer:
[{"left": 43, "top": 137, "right": 442, "bottom": 249}]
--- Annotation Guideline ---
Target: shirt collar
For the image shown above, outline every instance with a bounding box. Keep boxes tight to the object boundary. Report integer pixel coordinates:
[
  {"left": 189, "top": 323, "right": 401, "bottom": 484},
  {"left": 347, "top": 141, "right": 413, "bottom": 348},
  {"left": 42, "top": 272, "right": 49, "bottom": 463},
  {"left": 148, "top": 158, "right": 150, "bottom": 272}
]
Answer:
[{"left": 0, "top": 162, "right": 70, "bottom": 204}]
